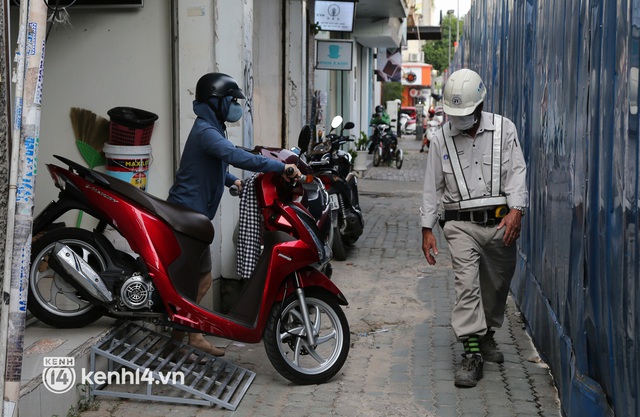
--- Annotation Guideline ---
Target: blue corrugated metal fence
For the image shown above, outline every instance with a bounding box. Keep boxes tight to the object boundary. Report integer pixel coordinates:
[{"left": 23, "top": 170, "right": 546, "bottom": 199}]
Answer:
[{"left": 451, "top": 1, "right": 640, "bottom": 416}]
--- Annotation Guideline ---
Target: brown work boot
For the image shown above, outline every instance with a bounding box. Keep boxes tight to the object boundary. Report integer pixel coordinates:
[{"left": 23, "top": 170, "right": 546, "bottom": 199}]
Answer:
[{"left": 479, "top": 330, "right": 504, "bottom": 363}]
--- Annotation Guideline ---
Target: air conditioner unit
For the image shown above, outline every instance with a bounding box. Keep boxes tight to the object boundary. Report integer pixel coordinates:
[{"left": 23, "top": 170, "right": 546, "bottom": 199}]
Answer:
[{"left": 409, "top": 53, "right": 421, "bottom": 62}]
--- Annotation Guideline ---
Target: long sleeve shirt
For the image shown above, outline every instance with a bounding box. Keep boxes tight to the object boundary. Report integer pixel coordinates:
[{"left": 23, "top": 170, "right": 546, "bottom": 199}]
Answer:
[
  {"left": 421, "top": 111, "right": 529, "bottom": 229},
  {"left": 168, "top": 100, "right": 285, "bottom": 219},
  {"left": 370, "top": 111, "right": 391, "bottom": 125}
]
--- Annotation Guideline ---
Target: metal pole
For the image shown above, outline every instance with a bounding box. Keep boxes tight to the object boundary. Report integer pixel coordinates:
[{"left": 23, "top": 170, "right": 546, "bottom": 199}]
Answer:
[
  {"left": 448, "top": 24, "right": 451, "bottom": 67},
  {"left": 455, "top": 1, "right": 459, "bottom": 72},
  {"left": 0, "top": 0, "right": 29, "bottom": 414},
  {"left": 446, "top": 9, "right": 454, "bottom": 69},
  {"left": 2, "top": 1, "right": 48, "bottom": 415},
  {"left": 457, "top": 0, "right": 460, "bottom": 45},
  {"left": 170, "top": 0, "right": 181, "bottom": 173}
]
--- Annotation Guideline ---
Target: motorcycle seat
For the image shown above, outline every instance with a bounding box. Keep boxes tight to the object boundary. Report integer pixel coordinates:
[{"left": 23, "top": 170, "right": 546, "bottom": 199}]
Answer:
[{"left": 106, "top": 176, "right": 214, "bottom": 243}]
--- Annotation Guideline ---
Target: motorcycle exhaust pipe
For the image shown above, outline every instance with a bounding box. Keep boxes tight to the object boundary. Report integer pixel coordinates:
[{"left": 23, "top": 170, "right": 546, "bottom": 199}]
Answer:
[{"left": 50, "top": 242, "right": 113, "bottom": 302}]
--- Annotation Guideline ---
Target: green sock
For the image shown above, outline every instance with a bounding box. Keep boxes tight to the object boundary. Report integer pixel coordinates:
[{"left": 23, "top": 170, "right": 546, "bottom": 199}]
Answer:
[{"left": 463, "top": 335, "right": 481, "bottom": 354}]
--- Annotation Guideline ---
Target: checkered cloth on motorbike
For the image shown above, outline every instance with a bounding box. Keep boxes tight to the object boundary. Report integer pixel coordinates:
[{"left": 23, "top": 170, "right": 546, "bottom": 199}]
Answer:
[{"left": 236, "top": 174, "right": 262, "bottom": 280}]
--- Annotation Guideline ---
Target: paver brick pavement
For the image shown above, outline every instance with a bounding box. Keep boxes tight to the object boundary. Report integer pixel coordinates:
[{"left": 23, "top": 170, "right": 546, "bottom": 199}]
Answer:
[{"left": 80, "top": 143, "right": 561, "bottom": 417}]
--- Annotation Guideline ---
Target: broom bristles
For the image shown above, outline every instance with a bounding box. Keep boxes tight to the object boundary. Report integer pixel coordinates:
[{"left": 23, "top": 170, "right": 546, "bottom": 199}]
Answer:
[{"left": 70, "top": 107, "right": 110, "bottom": 152}]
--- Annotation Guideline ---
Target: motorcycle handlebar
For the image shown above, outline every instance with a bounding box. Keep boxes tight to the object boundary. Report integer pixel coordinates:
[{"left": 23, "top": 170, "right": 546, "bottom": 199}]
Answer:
[
  {"left": 328, "top": 134, "right": 355, "bottom": 142},
  {"left": 229, "top": 179, "right": 245, "bottom": 197},
  {"left": 229, "top": 171, "right": 309, "bottom": 197},
  {"left": 310, "top": 160, "right": 330, "bottom": 167}
]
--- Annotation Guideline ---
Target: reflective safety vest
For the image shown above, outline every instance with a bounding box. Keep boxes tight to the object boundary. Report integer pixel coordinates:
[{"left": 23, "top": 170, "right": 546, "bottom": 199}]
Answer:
[{"left": 442, "top": 115, "right": 508, "bottom": 211}]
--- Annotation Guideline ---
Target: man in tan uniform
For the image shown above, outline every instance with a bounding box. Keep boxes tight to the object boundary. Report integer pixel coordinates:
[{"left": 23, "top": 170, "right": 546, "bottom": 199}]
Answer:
[{"left": 420, "top": 69, "right": 528, "bottom": 387}]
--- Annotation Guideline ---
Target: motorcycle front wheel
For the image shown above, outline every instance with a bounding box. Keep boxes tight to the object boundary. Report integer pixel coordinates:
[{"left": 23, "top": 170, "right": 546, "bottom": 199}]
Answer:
[
  {"left": 395, "top": 149, "right": 404, "bottom": 169},
  {"left": 263, "top": 289, "right": 350, "bottom": 385},
  {"left": 28, "top": 228, "right": 106, "bottom": 328},
  {"left": 372, "top": 149, "right": 381, "bottom": 167}
]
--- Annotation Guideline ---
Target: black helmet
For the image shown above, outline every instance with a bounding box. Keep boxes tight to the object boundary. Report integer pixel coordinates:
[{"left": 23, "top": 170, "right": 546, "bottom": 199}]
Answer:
[
  {"left": 195, "top": 73, "right": 246, "bottom": 102},
  {"left": 375, "top": 105, "right": 385, "bottom": 113}
]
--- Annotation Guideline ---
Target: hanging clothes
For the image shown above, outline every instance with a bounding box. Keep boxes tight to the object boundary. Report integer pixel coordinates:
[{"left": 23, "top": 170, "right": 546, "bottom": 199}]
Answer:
[{"left": 236, "top": 174, "right": 263, "bottom": 279}]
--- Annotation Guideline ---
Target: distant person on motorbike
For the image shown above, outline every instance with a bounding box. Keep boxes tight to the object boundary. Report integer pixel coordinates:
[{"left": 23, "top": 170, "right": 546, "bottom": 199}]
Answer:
[
  {"left": 368, "top": 104, "right": 391, "bottom": 154},
  {"left": 167, "top": 72, "right": 301, "bottom": 357},
  {"left": 370, "top": 104, "right": 391, "bottom": 125}
]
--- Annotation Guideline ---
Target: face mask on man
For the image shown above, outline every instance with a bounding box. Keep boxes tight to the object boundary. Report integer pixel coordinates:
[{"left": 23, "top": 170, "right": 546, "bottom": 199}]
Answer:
[
  {"left": 226, "top": 99, "right": 243, "bottom": 123},
  {"left": 449, "top": 114, "right": 477, "bottom": 131}
]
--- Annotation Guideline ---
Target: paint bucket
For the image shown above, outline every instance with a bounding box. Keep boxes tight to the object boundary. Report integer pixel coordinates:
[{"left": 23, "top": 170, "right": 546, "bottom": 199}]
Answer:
[{"left": 103, "top": 144, "right": 152, "bottom": 190}]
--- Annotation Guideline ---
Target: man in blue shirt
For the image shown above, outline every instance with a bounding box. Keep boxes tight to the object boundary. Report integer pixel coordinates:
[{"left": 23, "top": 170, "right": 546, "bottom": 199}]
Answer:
[{"left": 168, "top": 72, "right": 300, "bottom": 356}]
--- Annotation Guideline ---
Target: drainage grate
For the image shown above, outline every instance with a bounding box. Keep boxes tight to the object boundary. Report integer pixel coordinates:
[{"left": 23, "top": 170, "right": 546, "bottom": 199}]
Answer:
[{"left": 89, "top": 321, "right": 256, "bottom": 410}]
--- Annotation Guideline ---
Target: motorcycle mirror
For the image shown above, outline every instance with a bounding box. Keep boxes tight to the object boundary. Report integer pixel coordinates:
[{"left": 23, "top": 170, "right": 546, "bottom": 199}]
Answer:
[
  {"left": 297, "top": 124, "right": 311, "bottom": 152},
  {"left": 331, "top": 115, "right": 343, "bottom": 129},
  {"left": 343, "top": 121, "right": 355, "bottom": 130}
]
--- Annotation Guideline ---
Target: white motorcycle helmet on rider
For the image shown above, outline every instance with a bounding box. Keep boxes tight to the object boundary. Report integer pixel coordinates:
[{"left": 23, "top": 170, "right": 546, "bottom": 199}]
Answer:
[{"left": 443, "top": 69, "right": 486, "bottom": 131}]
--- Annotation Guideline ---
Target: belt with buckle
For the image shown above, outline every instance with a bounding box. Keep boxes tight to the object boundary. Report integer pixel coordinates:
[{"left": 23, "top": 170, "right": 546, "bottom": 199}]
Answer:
[{"left": 442, "top": 206, "right": 508, "bottom": 226}]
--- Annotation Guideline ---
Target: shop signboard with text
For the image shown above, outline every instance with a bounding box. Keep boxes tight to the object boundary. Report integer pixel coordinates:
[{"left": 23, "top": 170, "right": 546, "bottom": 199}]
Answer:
[
  {"left": 314, "top": 1, "right": 356, "bottom": 32},
  {"left": 316, "top": 39, "right": 353, "bottom": 71}
]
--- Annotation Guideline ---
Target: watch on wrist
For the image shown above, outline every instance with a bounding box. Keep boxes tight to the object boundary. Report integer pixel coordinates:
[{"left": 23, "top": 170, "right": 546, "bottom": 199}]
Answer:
[{"left": 511, "top": 206, "right": 526, "bottom": 216}]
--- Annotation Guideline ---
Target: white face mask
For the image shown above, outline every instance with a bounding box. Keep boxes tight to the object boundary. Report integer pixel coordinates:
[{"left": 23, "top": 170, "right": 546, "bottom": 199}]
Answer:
[{"left": 449, "top": 114, "right": 477, "bottom": 131}]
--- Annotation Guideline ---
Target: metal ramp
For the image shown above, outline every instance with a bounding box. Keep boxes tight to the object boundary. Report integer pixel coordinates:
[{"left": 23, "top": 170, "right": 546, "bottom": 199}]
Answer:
[{"left": 89, "top": 321, "right": 256, "bottom": 410}]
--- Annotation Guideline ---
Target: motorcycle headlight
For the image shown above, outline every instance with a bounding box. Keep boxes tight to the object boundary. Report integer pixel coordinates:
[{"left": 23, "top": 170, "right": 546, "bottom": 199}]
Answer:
[
  {"left": 290, "top": 205, "right": 331, "bottom": 268},
  {"left": 299, "top": 216, "right": 330, "bottom": 267}
]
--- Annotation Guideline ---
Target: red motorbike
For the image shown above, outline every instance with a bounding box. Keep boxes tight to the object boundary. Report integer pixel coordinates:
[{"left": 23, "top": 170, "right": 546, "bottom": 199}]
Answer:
[{"left": 28, "top": 146, "right": 350, "bottom": 384}]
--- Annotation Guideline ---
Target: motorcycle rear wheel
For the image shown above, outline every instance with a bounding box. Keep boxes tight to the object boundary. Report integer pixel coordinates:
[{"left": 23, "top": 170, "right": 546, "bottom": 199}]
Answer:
[
  {"left": 331, "top": 226, "right": 347, "bottom": 261},
  {"left": 28, "top": 228, "right": 106, "bottom": 328},
  {"left": 263, "top": 289, "right": 350, "bottom": 385}
]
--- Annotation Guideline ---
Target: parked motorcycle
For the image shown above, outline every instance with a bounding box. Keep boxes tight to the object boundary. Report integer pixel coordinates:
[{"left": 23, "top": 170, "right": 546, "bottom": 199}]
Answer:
[
  {"left": 371, "top": 123, "right": 403, "bottom": 169},
  {"left": 28, "top": 145, "right": 350, "bottom": 384},
  {"left": 290, "top": 125, "right": 334, "bottom": 277},
  {"left": 299, "top": 116, "right": 364, "bottom": 261},
  {"left": 400, "top": 113, "right": 416, "bottom": 135}
]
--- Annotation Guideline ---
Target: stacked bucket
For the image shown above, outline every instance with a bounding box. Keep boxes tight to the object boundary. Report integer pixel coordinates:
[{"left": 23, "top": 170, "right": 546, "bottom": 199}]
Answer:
[{"left": 103, "top": 107, "right": 158, "bottom": 191}]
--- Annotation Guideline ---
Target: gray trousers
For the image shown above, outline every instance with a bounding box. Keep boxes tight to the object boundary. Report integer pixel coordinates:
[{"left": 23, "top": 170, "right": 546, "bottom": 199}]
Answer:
[{"left": 442, "top": 220, "right": 517, "bottom": 340}]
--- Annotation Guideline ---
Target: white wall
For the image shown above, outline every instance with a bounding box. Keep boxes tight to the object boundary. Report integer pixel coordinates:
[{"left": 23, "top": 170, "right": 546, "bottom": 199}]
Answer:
[
  {"left": 285, "top": 0, "right": 308, "bottom": 143},
  {"left": 212, "top": 0, "right": 247, "bottom": 279},
  {"left": 175, "top": 0, "right": 216, "bottom": 165},
  {"left": 253, "top": 0, "right": 283, "bottom": 147},
  {"left": 21, "top": 3, "right": 173, "bottom": 226}
]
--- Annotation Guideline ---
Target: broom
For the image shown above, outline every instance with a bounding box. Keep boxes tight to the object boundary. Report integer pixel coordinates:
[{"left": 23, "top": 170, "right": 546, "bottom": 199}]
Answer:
[
  {"left": 69, "top": 107, "right": 110, "bottom": 226},
  {"left": 70, "top": 107, "right": 110, "bottom": 168}
]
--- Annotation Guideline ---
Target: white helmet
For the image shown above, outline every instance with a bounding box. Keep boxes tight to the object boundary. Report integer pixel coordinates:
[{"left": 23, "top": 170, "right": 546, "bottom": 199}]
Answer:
[{"left": 442, "top": 69, "right": 486, "bottom": 116}]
